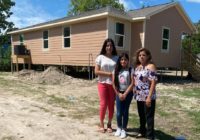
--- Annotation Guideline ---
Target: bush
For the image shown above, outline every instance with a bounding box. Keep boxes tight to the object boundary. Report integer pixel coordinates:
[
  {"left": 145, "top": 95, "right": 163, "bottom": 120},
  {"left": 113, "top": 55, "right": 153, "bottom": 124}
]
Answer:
[{"left": 0, "top": 45, "right": 11, "bottom": 71}]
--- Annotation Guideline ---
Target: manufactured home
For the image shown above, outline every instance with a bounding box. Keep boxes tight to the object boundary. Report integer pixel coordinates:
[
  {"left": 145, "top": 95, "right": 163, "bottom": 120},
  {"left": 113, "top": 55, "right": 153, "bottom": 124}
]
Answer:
[{"left": 8, "top": 2, "right": 195, "bottom": 70}]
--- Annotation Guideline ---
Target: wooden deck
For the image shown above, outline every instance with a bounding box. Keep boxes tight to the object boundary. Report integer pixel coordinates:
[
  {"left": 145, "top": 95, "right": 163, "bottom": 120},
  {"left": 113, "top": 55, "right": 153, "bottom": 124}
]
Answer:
[{"left": 11, "top": 55, "right": 31, "bottom": 73}]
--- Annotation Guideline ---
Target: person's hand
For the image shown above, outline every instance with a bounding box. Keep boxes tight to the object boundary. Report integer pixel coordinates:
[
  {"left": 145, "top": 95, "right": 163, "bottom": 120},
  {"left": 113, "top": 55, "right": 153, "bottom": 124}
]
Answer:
[
  {"left": 122, "top": 93, "right": 127, "bottom": 100},
  {"left": 109, "top": 72, "right": 112, "bottom": 77},
  {"left": 146, "top": 96, "right": 151, "bottom": 107},
  {"left": 119, "top": 93, "right": 124, "bottom": 101}
]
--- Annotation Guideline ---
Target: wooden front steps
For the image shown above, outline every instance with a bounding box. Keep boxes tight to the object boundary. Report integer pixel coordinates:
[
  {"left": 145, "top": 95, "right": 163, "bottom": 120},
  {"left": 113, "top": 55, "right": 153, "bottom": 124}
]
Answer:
[{"left": 181, "top": 49, "right": 200, "bottom": 81}]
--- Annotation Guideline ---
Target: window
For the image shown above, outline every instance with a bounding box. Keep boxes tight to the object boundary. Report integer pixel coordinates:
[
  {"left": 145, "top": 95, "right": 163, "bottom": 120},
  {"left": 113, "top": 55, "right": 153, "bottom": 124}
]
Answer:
[
  {"left": 115, "top": 22, "right": 124, "bottom": 48},
  {"left": 162, "top": 28, "right": 170, "bottom": 51},
  {"left": 63, "top": 27, "right": 70, "bottom": 48},
  {"left": 43, "top": 30, "right": 48, "bottom": 49},
  {"left": 19, "top": 34, "right": 24, "bottom": 44}
]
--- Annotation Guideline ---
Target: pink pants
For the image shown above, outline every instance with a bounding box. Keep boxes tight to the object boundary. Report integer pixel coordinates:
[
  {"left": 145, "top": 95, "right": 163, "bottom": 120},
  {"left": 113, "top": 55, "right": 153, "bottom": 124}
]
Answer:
[{"left": 98, "top": 83, "right": 116, "bottom": 122}]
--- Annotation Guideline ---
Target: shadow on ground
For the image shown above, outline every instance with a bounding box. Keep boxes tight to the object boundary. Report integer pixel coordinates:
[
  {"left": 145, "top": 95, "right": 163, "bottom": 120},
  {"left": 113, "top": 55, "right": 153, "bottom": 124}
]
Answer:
[
  {"left": 125, "top": 128, "right": 175, "bottom": 140},
  {"left": 155, "top": 130, "right": 175, "bottom": 140}
]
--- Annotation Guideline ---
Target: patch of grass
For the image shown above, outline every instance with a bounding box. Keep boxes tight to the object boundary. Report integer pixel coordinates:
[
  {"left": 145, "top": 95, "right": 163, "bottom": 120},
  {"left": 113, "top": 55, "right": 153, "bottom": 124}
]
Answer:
[
  {"left": 0, "top": 72, "right": 10, "bottom": 76},
  {"left": 33, "top": 105, "right": 50, "bottom": 113},
  {"left": 0, "top": 76, "right": 13, "bottom": 87},
  {"left": 78, "top": 130, "right": 85, "bottom": 134},
  {"left": 57, "top": 112, "right": 66, "bottom": 117},
  {"left": 156, "top": 106, "right": 171, "bottom": 117},
  {"left": 157, "top": 87, "right": 200, "bottom": 140},
  {"left": 188, "top": 111, "right": 200, "bottom": 134},
  {"left": 67, "top": 97, "right": 98, "bottom": 120},
  {"left": 157, "top": 97, "right": 182, "bottom": 115},
  {"left": 157, "top": 110, "right": 171, "bottom": 117},
  {"left": 178, "top": 88, "right": 200, "bottom": 98},
  {"left": 1, "top": 136, "right": 15, "bottom": 140},
  {"left": 0, "top": 76, "right": 46, "bottom": 98},
  {"left": 69, "top": 105, "right": 98, "bottom": 120},
  {"left": 47, "top": 95, "right": 72, "bottom": 108},
  {"left": 128, "top": 113, "right": 139, "bottom": 128}
]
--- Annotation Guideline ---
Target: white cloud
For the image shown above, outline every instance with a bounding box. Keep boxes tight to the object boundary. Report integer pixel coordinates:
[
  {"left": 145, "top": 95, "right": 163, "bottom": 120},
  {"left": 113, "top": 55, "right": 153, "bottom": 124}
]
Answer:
[
  {"left": 119, "top": 0, "right": 137, "bottom": 10},
  {"left": 8, "top": 0, "right": 56, "bottom": 29},
  {"left": 187, "top": 0, "right": 200, "bottom": 3}
]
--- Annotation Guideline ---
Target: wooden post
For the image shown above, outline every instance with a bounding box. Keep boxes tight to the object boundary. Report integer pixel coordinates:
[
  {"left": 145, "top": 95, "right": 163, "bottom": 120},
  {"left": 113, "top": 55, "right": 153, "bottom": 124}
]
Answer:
[
  {"left": 175, "top": 68, "right": 178, "bottom": 80},
  {"left": 160, "top": 69, "right": 163, "bottom": 82},
  {"left": 181, "top": 68, "right": 183, "bottom": 78},
  {"left": 11, "top": 57, "right": 13, "bottom": 74},
  {"left": 16, "top": 56, "right": 19, "bottom": 72}
]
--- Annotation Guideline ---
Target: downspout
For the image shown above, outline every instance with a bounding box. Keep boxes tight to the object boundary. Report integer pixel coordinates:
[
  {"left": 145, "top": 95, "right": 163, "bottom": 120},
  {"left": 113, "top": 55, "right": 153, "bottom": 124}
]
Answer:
[
  {"left": 128, "top": 22, "right": 132, "bottom": 67},
  {"left": 143, "top": 19, "right": 147, "bottom": 48},
  {"left": 106, "top": 17, "right": 109, "bottom": 38}
]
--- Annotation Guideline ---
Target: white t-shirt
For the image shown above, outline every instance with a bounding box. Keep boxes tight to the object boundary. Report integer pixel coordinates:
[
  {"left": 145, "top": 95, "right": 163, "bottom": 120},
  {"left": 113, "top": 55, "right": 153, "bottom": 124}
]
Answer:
[{"left": 95, "top": 55, "right": 118, "bottom": 84}]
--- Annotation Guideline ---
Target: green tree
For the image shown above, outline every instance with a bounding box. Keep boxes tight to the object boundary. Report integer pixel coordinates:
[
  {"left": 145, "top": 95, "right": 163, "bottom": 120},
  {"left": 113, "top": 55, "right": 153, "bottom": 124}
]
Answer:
[
  {"left": 0, "top": 0, "right": 15, "bottom": 71},
  {"left": 0, "top": 0, "right": 15, "bottom": 34},
  {"left": 182, "top": 20, "right": 200, "bottom": 54},
  {"left": 68, "top": 0, "right": 124, "bottom": 16},
  {"left": 191, "top": 21, "right": 200, "bottom": 54}
]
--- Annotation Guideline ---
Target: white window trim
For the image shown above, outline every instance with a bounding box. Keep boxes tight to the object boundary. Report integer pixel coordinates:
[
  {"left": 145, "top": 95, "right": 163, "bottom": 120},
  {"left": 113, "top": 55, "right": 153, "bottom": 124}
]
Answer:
[
  {"left": 161, "top": 27, "right": 170, "bottom": 53},
  {"left": 115, "top": 22, "right": 125, "bottom": 48},
  {"left": 43, "top": 30, "right": 49, "bottom": 51},
  {"left": 62, "top": 26, "right": 71, "bottom": 49}
]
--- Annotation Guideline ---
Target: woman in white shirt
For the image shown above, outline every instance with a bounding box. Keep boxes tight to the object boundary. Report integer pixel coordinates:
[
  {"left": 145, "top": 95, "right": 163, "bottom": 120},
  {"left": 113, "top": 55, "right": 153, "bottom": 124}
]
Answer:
[{"left": 95, "top": 38, "right": 118, "bottom": 133}]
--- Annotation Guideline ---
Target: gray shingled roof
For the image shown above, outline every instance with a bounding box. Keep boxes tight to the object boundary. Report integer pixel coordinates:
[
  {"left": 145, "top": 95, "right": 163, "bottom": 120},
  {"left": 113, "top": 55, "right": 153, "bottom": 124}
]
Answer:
[
  {"left": 11, "top": 6, "right": 130, "bottom": 32},
  {"left": 128, "top": 2, "right": 176, "bottom": 18},
  {"left": 9, "top": 2, "right": 178, "bottom": 34}
]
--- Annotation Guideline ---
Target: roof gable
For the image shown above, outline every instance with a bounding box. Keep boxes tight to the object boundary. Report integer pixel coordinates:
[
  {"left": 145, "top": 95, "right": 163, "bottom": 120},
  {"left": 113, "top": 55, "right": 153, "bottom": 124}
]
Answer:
[{"left": 128, "top": 2, "right": 195, "bottom": 31}]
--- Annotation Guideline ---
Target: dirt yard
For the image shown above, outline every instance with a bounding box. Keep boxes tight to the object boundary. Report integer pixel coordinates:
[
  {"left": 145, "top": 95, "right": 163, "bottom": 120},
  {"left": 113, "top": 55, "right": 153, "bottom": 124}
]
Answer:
[{"left": 0, "top": 67, "right": 199, "bottom": 140}]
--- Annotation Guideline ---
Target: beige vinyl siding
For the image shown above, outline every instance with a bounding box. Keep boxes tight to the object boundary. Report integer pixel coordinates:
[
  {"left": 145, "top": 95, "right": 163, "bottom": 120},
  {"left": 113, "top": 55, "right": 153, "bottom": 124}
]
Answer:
[
  {"left": 144, "top": 6, "right": 192, "bottom": 68},
  {"left": 130, "top": 21, "right": 144, "bottom": 65},
  {"left": 11, "top": 18, "right": 107, "bottom": 66}
]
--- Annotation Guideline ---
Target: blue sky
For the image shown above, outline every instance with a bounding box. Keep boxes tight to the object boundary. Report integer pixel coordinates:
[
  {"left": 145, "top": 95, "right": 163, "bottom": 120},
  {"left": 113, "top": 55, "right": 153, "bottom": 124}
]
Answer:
[{"left": 9, "top": 0, "right": 200, "bottom": 29}]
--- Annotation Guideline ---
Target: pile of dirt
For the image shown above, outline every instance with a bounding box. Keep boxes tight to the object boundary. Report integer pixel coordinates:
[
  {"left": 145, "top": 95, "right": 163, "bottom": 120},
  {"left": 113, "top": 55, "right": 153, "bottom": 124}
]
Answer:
[{"left": 17, "top": 66, "right": 95, "bottom": 85}]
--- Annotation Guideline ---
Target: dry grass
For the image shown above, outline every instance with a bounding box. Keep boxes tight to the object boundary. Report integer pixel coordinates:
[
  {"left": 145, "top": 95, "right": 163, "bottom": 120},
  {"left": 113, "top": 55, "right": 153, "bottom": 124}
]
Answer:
[{"left": 0, "top": 70, "right": 199, "bottom": 140}]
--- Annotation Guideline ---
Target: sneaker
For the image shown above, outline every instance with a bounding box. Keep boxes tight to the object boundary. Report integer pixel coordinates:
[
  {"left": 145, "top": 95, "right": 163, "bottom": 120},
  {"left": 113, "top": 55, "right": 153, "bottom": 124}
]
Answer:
[
  {"left": 136, "top": 133, "right": 145, "bottom": 138},
  {"left": 120, "top": 129, "right": 126, "bottom": 139},
  {"left": 114, "top": 128, "right": 121, "bottom": 137}
]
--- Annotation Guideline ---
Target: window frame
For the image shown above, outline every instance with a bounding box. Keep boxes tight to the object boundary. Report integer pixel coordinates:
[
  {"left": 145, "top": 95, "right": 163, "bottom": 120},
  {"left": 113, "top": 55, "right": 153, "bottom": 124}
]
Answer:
[
  {"left": 161, "top": 27, "right": 170, "bottom": 53},
  {"left": 63, "top": 26, "right": 71, "bottom": 49},
  {"left": 115, "top": 22, "right": 125, "bottom": 48},
  {"left": 43, "top": 30, "right": 49, "bottom": 50},
  {"left": 19, "top": 34, "right": 24, "bottom": 45}
]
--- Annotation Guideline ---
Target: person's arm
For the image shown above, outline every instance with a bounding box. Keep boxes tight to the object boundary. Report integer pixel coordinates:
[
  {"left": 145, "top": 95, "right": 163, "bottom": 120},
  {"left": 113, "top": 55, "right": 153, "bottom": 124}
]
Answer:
[
  {"left": 146, "top": 64, "right": 157, "bottom": 107},
  {"left": 112, "top": 72, "right": 119, "bottom": 96},
  {"left": 112, "top": 71, "right": 125, "bottom": 101},
  {"left": 123, "top": 73, "right": 135, "bottom": 98},
  {"left": 94, "top": 64, "right": 112, "bottom": 77}
]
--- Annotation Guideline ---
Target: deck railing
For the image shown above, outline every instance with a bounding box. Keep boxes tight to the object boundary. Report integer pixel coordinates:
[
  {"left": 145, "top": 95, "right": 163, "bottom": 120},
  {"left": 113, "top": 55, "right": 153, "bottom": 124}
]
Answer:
[{"left": 181, "top": 49, "right": 200, "bottom": 81}]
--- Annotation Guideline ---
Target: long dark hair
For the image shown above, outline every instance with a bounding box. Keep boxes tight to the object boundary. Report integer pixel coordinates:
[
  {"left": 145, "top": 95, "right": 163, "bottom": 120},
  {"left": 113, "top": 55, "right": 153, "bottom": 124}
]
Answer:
[
  {"left": 114, "top": 53, "right": 129, "bottom": 90},
  {"left": 100, "top": 38, "right": 117, "bottom": 55},
  {"left": 134, "top": 48, "right": 153, "bottom": 66}
]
